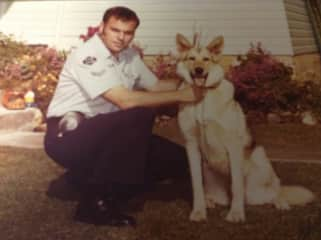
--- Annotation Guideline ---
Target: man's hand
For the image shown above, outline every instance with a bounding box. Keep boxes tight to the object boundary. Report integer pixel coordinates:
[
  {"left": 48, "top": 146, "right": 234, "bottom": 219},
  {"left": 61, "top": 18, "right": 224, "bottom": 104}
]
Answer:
[
  {"left": 103, "top": 84, "right": 206, "bottom": 110},
  {"left": 147, "top": 78, "right": 181, "bottom": 92},
  {"left": 179, "top": 85, "right": 206, "bottom": 103},
  {"left": 155, "top": 114, "right": 172, "bottom": 127}
]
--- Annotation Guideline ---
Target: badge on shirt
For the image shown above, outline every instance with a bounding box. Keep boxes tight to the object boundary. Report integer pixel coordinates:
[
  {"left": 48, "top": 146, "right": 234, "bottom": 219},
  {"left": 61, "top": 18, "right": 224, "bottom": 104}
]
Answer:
[{"left": 82, "top": 56, "right": 97, "bottom": 65}]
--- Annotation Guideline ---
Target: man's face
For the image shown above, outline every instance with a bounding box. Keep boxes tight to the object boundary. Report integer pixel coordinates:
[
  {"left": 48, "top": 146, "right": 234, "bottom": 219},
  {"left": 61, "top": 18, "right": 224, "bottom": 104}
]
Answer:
[{"left": 99, "top": 16, "right": 137, "bottom": 56}]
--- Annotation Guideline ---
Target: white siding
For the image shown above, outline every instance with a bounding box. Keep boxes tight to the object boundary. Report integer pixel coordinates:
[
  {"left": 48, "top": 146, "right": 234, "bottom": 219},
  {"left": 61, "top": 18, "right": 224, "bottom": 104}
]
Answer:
[
  {"left": 0, "top": 0, "right": 293, "bottom": 55},
  {"left": 284, "top": 0, "right": 318, "bottom": 54},
  {"left": 0, "top": 1, "right": 60, "bottom": 46}
]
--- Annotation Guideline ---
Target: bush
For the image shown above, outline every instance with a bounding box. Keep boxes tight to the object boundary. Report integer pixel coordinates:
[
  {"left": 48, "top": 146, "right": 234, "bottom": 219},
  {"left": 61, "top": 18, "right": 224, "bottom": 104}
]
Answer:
[
  {"left": 149, "top": 53, "right": 178, "bottom": 80},
  {"left": 226, "top": 42, "right": 298, "bottom": 114},
  {"left": 296, "top": 81, "right": 321, "bottom": 120},
  {"left": 0, "top": 32, "right": 66, "bottom": 114}
]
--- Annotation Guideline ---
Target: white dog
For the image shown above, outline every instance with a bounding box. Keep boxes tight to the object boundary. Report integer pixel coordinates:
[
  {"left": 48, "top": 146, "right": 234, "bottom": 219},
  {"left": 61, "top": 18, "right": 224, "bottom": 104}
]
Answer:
[{"left": 176, "top": 33, "right": 315, "bottom": 222}]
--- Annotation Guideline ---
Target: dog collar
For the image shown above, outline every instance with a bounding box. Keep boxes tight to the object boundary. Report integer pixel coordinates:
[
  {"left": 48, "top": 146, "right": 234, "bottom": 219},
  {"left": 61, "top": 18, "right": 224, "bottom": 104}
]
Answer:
[
  {"left": 190, "top": 79, "right": 222, "bottom": 90},
  {"left": 203, "top": 80, "right": 222, "bottom": 89}
]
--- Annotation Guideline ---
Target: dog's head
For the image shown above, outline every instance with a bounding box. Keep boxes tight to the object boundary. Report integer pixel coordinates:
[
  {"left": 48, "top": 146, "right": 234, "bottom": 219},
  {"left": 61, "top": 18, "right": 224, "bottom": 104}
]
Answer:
[{"left": 176, "top": 33, "right": 224, "bottom": 87}]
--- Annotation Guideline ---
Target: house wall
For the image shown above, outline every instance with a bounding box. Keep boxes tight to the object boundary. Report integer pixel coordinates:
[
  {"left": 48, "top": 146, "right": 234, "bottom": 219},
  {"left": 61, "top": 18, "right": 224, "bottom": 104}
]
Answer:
[
  {"left": 284, "top": 0, "right": 318, "bottom": 54},
  {"left": 0, "top": 0, "right": 293, "bottom": 55},
  {"left": 284, "top": 0, "right": 321, "bottom": 82}
]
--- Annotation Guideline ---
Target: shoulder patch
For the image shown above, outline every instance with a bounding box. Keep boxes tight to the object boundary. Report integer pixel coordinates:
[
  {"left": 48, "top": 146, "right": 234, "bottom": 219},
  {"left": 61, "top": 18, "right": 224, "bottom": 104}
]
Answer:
[{"left": 82, "top": 56, "right": 97, "bottom": 65}]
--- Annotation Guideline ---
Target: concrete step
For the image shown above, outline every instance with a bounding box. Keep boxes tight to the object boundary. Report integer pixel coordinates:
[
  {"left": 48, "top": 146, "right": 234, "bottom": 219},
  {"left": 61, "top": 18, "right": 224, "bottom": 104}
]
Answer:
[
  {"left": 0, "top": 107, "right": 43, "bottom": 131},
  {"left": 0, "top": 90, "right": 43, "bottom": 131},
  {"left": 0, "top": 90, "right": 45, "bottom": 148},
  {"left": 0, "top": 131, "right": 44, "bottom": 149}
]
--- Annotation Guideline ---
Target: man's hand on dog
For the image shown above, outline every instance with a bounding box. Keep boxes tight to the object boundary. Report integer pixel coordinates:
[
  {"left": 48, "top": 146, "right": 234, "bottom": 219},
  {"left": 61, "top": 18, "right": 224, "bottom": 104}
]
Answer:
[
  {"left": 180, "top": 85, "right": 206, "bottom": 103},
  {"left": 154, "top": 115, "right": 172, "bottom": 127}
]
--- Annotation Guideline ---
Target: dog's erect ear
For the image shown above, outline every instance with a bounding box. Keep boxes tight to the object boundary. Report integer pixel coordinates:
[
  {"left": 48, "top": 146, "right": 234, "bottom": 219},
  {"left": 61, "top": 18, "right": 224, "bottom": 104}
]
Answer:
[
  {"left": 176, "top": 33, "right": 193, "bottom": 53},
  {"left": 207, "top": 36, "right": 224, "bottom": 55}
]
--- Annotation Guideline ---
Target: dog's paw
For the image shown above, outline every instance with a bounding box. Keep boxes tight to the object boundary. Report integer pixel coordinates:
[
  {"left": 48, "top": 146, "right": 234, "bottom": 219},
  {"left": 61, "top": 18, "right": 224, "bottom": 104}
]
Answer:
[
  {"left": 189, "top": 209, "right": 207, "bottom": 222},
  {"left": 274, "top": 198, "right": 291, "bottom": 210},
  {"left": 206, "top": 196, "right": 216, "bottom": 209},
  {"left": 225, "top": 208, "right": 245, "bottom": 223}
]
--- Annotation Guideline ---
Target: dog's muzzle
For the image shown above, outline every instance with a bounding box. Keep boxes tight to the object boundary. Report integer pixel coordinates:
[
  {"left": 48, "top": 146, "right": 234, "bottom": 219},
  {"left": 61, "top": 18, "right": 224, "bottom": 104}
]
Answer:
[{"left": 191, "top": 69, "right": 209, "bottom": 87}]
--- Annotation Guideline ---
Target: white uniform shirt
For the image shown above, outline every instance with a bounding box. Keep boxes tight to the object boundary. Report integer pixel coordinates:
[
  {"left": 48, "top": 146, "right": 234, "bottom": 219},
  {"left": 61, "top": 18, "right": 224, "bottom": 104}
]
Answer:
[{"left": 47, "top": 34, "right": 158, "bottom": 118}]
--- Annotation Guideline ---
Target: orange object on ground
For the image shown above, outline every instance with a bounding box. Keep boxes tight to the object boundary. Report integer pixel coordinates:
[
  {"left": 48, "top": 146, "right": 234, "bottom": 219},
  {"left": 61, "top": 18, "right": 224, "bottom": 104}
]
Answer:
[{"left": 2, "top": 90, "right": 26, "bottom": 109}]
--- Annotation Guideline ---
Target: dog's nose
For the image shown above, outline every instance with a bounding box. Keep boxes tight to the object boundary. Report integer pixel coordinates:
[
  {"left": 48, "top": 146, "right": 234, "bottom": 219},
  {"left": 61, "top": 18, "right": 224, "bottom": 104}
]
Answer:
[{"left": 195, "top": 67, "right": 204, "bottom": 75}]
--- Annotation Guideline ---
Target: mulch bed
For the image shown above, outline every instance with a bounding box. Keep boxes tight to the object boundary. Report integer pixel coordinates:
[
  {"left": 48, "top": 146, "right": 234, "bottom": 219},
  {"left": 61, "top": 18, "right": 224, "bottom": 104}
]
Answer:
[{"left": 0, "top": 146, "right": 320, "bottom": 240}]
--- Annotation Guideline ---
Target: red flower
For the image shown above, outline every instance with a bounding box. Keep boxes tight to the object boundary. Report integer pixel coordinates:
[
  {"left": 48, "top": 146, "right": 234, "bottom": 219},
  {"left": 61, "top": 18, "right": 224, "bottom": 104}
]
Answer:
[{"left": 80, "top": 26, "right": 99, "bottom": 42}]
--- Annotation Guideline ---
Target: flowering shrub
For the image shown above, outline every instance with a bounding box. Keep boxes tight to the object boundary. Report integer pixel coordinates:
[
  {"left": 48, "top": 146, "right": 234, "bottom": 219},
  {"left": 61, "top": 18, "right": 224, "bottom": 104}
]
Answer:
[
  {"left": 226, "top": 42, "right": 298, "bottom": 113},
  {"left": 0, "top": 32, "right": 66, "bottom": 114},
  {"left": 79, "top": 26, "right": 99, "bottom": 42},
  {"left": 149, "top": 53, "right": 178, "bottom": 80},
  {"left": 296, "top": 81, "right": 321, "bottom": 120},
  {"left": 32, "top": 47, "right": 66, "bottom": 114}
]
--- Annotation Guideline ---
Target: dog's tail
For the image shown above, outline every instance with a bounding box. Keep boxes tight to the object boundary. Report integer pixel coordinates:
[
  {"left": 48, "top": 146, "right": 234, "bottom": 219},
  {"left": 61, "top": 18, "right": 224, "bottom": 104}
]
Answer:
[
  {"left": 250, "top": 146, "right": 316, "bottom": 206},
  {"left": 280, "top": 185, "right": 315, "bottom": 206}
]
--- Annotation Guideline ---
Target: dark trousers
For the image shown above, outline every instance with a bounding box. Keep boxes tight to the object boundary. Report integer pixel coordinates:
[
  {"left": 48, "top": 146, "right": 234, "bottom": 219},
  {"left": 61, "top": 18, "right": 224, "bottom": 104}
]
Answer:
[{"left": 44, "top": 107, "right": 188, "bottom": 193}]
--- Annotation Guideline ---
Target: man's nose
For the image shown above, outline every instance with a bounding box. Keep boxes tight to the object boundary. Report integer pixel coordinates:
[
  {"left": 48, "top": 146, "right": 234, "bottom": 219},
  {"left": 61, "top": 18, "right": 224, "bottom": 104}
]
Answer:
[{"left": 118, "top": 32, "right": 125, "bottom": 40}]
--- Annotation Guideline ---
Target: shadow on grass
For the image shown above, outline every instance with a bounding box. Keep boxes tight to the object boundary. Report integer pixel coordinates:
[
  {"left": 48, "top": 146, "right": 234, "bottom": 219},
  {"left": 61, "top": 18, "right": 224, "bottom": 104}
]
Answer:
[{"left": 46, "top": 169, "right": 192, "bottom": 213}]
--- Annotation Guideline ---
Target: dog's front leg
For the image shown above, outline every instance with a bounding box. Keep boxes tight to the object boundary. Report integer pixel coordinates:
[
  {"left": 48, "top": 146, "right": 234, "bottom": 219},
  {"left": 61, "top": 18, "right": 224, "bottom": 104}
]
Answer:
[
  {"left": 185, "top": 140, "right": 207, "bottom": 221},
  {"left": 225, "top": 143, "right": 245, "bottom": 222}
]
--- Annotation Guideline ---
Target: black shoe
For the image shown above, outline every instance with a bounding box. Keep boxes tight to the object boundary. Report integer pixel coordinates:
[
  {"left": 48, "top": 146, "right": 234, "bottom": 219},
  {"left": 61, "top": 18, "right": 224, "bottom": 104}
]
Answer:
[{"left": 74, "top": 195, "right": 136, "bottom": 227}]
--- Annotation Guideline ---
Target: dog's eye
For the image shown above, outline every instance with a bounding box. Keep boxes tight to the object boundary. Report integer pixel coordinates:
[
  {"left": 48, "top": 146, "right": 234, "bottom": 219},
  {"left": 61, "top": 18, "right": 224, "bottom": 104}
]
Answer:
[
  {"left": 188, "top": 57, "right": 195, "bottom": 61},
  {"left": 203, "top": 57, "right": 210, "bottom": 62}
]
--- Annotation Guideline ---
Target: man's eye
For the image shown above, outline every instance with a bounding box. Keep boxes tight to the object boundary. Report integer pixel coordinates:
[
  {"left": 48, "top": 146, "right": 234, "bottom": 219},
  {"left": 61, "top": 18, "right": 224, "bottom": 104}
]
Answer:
[
  {"left": 203, "top": 57, "right": 210, "bottom": 61},
  {"left": 188, "top": 57, "right": 195, "bottom": 61}
]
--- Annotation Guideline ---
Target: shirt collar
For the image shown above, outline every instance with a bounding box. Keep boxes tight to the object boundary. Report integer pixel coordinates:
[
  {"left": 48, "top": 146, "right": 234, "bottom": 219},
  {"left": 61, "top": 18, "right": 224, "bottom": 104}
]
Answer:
[
  {"left": 91, "top": 34, "right": 129, "bottom": 62},
  {"left": 91, "top": 34, "right": 112, "bottom": 59}
]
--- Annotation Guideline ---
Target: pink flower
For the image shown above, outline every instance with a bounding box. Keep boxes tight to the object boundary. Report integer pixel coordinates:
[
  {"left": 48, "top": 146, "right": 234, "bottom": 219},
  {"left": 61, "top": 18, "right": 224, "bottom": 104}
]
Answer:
[
  {"left": 80, "top": 26, "right": 99, "bottom": 42},
  {"left": 226, "top": 42, "right": 293, "bottom": 112}
]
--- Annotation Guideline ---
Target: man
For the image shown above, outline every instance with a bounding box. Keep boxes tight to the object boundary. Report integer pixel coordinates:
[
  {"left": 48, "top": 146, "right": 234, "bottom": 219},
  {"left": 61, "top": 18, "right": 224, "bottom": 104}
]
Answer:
[{"left": 44, "top": 6, "right": 204, "bottom": 227}]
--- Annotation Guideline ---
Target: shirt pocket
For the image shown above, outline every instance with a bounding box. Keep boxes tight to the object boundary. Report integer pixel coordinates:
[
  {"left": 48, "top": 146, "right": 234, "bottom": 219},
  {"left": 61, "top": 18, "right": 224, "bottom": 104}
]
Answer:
[
  {"left": 89, "top": 60, "right": 108, "bottom": 77},
  {"left": 121, "top": 65, "right": 139, "bottom": 90}
]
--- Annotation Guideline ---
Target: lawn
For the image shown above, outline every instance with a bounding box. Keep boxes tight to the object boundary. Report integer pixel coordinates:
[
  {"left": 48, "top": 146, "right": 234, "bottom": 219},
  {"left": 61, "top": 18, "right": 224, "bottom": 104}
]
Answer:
[{"left": 0, "top": 123, "right": 321, "bottom": 240}]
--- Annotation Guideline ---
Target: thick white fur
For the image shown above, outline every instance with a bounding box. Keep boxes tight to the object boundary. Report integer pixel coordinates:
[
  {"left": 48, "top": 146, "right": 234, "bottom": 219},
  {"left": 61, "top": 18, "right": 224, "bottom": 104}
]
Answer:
[{"left": 176, "top": 34, "right": 315, "bottom": 222}]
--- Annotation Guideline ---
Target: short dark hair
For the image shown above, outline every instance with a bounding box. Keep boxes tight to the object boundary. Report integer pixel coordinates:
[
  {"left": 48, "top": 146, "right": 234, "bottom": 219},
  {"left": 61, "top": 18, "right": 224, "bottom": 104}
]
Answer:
[{"left": 102, "top": 6, "right": 140, "bottom": 28}]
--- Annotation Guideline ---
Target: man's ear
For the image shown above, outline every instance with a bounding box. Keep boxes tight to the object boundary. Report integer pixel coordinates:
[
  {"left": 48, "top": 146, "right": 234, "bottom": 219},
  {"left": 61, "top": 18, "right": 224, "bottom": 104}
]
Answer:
[
  {"left": 207, "top": 36, "right": 224, "bottom": 55},
  {"left": 176, "top": 33, "right": 193, "bottom": 53},
  {"left": 98, "top": 22, "right": 104, "bottom": 34}
]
